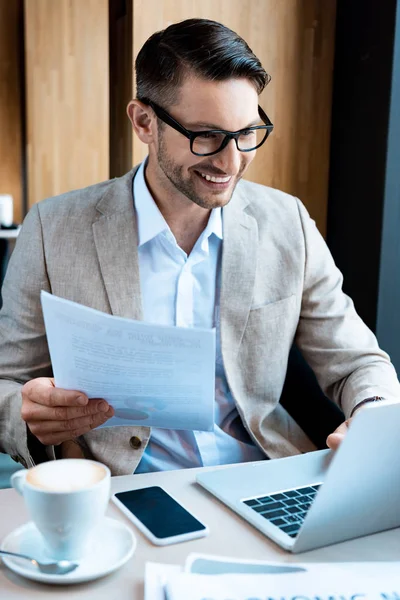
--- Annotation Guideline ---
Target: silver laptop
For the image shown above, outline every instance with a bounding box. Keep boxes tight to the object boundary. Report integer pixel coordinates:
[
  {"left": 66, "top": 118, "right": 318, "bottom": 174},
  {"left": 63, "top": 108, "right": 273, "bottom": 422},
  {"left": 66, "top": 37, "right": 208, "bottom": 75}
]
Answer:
[{"left": 197, "top": 401, "right": 400, "bottom": 552}]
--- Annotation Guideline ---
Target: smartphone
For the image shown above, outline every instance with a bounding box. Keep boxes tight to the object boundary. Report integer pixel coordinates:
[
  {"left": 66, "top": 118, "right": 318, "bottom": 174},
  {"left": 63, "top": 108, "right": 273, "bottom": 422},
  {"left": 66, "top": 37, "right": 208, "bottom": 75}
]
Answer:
[{"left": 112, "top": 486, "right": 209, "bottom": 545}]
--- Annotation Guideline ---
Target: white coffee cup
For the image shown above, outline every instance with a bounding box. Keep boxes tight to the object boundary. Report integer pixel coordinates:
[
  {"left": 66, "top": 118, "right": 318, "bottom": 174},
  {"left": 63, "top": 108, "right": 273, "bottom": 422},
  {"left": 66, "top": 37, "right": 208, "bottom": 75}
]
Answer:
[
  {"left": 11, "top": 459, "right": 111, "bottom": 560},
  {"left": 0, "top": 194, "right": 13, "bottom": 227}
]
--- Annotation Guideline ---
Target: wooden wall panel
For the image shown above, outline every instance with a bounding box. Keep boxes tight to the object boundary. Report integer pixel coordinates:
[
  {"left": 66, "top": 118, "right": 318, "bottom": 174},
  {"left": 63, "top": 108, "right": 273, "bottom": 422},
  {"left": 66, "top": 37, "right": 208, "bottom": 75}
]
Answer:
[
  {"left": 24, "top": 0, "right": 109, "bottom": 208},
  {"left": 0, "top": 0, "right": 23, "bottom": 224},
  {"left": 132, "top": 0, "right": 336, "bottom": 235}
]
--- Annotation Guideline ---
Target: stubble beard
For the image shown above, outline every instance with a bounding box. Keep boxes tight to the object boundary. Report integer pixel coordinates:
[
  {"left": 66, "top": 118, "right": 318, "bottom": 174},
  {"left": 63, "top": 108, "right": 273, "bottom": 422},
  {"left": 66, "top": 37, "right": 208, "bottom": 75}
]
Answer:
[{"left": 156, "top": 135, "right": 242, "bottom": 210}]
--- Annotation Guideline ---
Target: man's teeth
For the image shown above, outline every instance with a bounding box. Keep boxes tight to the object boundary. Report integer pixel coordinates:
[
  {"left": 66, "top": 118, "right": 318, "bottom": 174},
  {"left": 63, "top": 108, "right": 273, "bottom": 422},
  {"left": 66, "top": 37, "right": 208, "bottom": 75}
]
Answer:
[{"left": 200, "top": 173, "right": 231, "bottom": 183}]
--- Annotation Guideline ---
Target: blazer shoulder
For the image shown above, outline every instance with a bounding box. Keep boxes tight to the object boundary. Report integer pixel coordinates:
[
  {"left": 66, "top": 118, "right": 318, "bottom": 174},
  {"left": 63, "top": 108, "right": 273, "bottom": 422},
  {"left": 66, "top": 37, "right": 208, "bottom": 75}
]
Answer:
[
  {"left": 35, "top": 169, "right": 136, "bottom": 221},
  {"left": 37, "top": 179, "right": 110, "bottom": 215}
]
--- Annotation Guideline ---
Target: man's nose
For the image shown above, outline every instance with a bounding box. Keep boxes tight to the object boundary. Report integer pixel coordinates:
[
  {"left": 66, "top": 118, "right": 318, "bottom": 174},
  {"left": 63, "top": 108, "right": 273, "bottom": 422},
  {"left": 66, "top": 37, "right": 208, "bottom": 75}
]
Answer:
[{"left": 212, "top": 138, "right": 242, "bottom": 174}]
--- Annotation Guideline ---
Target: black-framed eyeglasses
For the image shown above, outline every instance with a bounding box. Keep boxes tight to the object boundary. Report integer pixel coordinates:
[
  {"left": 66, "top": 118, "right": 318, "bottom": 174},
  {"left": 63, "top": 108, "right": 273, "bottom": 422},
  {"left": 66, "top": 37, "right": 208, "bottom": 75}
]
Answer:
[{"left": 141, "top": 98, "right": 274, "bottom": 157}]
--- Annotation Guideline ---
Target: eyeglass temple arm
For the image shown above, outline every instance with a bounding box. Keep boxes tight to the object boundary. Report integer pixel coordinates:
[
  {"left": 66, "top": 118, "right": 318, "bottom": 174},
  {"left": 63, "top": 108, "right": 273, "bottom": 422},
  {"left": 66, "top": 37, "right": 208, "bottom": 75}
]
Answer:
[
  {"left": 141, "top": 98, "right": 193, "bottom": 139},
  {"left": 258, "top": 105, "right": 273, "bottom": 128}
]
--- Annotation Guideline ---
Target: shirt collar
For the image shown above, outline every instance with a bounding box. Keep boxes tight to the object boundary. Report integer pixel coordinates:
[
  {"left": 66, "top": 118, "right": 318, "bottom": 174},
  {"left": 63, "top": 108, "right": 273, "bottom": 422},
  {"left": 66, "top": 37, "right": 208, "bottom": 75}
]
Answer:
[
  {"left": 204, "top": 201, "right": 223, "bottom": 241},
  {"left": 134, "top": 160, "right": 168, "bottom": 247},
  {"left": 133, "top": 159, "right": 223, "bottom": 247}
]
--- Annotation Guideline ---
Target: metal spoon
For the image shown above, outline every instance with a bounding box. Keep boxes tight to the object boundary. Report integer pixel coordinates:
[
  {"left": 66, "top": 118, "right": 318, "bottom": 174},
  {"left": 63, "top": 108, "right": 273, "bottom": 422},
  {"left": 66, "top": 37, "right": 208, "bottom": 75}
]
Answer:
[{"left": 0, "top": 549, "right": 79, "bottom": 575}]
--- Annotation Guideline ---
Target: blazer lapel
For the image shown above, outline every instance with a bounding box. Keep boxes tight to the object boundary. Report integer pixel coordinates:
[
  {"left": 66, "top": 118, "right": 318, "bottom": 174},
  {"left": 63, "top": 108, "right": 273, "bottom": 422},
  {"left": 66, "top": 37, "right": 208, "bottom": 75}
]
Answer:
[
  {"left": 92, "top": 169, "right": 259, "bottom": 347},
  {"left": 220, "top": 182, "right": 258, "bottom": 361},
  {"left": 92, "top": 167, "right": 143, "bottom": 320}
]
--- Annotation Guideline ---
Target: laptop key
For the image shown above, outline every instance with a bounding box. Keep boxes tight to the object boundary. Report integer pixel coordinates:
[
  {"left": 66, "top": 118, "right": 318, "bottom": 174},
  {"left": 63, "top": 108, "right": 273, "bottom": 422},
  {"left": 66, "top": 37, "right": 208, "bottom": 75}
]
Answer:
[
  {"left": 281, "top": 523, "right": 300, "bottom": 535},
  {"left": 283, "top": 498, "right": 300, "bottom": 507},
  {"left": 285, "top": 505, "right": 303, "bottom": 514},
  {"left": 270, "top": 518, "right": 286, "bottom": 526},
  {"left": 301, "top": 502, "right": 312, "bottom": 511},
  {"left": 253, "top": 504, "right": 272, "bottom": 513},
  {"left": 260, "top": 509, "right": 287, "bottom": 519},
  {"left": 243, "top": 499, "right": 260, "bottom": 507},
  {"left": 297, "top": 495, "right": 314, "bottom": 505},
  {"left": 253, "top": 501, "right": 284, "bottom": 513},
  {"left": 283, "top": 490, "right": 301, "bottom": 498},
  {"left": 297, "top": 486, "right": 315, "bottom": 495},
  {"left": 257, "top": 496, "right": 275, "bottom": 504},
  {"left": 286, "top": 514, "right": 302, "bottom": 523},
  {"left": 270, "top": 493, "right": 286, "bottom": 501}
]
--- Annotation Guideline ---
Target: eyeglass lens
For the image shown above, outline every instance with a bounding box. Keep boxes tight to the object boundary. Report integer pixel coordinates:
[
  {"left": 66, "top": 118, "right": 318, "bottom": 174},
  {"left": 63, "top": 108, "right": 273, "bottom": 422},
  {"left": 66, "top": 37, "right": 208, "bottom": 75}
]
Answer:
[{"left": 192, "top": 128, "right": 267, "bottom": 155}]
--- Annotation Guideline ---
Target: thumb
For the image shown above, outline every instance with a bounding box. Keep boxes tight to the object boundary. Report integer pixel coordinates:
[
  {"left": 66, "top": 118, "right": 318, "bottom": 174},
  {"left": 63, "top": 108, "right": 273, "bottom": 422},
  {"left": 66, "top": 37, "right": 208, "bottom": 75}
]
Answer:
[{"left": 326, "top": 419, "right": 351, "bottom": 451}]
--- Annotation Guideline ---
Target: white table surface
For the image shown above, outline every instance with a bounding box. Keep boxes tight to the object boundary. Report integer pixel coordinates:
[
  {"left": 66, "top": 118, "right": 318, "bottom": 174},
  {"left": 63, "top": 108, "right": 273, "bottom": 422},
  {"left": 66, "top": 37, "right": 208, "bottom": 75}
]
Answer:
[{"left": 1, "top": 464, "right": 400, "bottom": 597}]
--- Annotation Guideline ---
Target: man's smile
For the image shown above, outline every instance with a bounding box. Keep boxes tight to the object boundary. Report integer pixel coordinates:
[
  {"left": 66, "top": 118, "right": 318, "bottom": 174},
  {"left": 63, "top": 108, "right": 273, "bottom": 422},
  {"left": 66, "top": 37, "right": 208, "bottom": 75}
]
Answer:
[{"left": 193, "top": 169, "right": 233, "bottom": 190}]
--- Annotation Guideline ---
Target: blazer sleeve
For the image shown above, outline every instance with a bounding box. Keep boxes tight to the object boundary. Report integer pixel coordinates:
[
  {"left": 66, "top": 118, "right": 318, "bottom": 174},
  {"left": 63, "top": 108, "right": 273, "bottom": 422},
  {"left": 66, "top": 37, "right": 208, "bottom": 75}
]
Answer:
[
  {"left": 0, "top": 203, "right": 52, "bottom": 466},
  {"left": 294, "top": 198, "right": 400, "bottom": 417}
]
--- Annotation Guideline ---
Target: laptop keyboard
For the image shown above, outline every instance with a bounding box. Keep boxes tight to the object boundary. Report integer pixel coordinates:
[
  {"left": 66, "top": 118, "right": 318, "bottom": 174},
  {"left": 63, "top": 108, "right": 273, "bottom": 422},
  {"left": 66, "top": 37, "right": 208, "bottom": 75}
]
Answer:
[{"left": 243, "top": 484, "right": 321, "bottom": 538}]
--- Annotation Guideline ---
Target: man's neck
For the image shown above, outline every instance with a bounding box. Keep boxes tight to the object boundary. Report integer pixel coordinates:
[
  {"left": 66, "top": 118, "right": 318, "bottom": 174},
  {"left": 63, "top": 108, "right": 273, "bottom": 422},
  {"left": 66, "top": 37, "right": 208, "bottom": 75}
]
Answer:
[{"left": 144, "top": 161, "right": 211, "bottom": 256}]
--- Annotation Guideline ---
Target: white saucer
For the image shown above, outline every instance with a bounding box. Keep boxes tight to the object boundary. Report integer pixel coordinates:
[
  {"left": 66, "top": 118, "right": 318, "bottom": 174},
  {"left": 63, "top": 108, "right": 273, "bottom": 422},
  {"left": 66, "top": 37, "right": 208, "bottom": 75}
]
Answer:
[{"left": 0, "top": 517, "right": 136, "bottom": 585}]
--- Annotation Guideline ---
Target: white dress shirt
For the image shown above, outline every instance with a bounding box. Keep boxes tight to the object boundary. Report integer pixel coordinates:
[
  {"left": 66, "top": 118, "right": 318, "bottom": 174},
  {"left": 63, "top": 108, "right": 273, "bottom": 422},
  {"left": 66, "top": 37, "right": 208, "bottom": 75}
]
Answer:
[{"left": 134, "top": 161, "right": 266, "bottom": 473}]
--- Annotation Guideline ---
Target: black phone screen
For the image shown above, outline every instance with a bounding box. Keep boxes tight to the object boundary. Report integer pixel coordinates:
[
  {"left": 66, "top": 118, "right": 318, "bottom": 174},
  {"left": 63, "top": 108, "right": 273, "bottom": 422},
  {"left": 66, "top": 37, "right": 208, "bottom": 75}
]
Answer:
[{"left": 115, "top": 486, "right": 206, "bottom": 539}]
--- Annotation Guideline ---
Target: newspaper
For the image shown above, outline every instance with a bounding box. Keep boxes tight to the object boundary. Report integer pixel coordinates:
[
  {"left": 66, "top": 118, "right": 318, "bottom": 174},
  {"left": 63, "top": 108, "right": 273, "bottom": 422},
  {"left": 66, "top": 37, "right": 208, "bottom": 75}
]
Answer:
[{"left": 144, "top": 553, "right": 400, "bottom": 600}]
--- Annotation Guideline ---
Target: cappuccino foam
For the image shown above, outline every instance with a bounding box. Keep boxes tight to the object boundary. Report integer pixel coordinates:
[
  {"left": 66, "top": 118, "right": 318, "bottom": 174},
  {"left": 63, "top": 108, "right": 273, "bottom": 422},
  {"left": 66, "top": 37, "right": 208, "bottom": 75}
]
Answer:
[{"left": 26, "top": 459, "right": 106, "bottom": 492}]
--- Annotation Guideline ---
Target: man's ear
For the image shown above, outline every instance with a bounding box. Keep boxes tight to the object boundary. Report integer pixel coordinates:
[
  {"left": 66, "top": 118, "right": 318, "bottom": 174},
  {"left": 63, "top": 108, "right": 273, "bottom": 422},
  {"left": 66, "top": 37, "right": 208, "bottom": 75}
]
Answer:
[{"left": 127, "top": 100, "right": 155, "bottom": 144}]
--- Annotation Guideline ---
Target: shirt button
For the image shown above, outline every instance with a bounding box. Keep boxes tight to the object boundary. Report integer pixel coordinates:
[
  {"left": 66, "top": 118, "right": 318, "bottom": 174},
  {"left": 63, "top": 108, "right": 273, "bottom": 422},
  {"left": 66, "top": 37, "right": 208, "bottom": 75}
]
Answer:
[{"left": 129, "top": 436, "right": 142, "bottom": 450}]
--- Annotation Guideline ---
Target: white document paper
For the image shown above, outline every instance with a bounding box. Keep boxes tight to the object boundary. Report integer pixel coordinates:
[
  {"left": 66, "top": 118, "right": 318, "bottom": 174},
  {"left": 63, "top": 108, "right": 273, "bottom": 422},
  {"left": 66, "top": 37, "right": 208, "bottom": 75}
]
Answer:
[
  {"left": 40, "top": 291, "right": 215, "bottom": 431},
  {"left": 165, "top": 563, "right": 400, "bottom": 600}
]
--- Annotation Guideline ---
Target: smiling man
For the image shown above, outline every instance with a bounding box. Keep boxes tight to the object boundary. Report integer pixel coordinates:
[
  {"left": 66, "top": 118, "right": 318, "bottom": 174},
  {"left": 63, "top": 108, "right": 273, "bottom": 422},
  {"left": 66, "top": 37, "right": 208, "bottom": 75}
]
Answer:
[
  {"left": 0, "top": 19, "right": 399, "bottom": 475},
  {"left": 129, "top": 75, "right": 267, "bottom": 256}
]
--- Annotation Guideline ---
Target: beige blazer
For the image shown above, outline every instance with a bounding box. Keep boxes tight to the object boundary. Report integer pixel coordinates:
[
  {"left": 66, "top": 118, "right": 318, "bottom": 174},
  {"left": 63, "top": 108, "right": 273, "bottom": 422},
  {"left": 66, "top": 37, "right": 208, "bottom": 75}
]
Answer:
[{"left": 1, "top": 167, "right": 399, "bottom": 475}]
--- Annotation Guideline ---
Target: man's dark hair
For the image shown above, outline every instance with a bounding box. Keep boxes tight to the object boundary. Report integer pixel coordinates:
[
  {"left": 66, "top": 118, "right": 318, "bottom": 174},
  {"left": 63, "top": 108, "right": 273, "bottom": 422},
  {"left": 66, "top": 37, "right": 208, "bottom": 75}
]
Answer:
[{"left": 135, "top": 18, "right": 270, "bottom": 107}]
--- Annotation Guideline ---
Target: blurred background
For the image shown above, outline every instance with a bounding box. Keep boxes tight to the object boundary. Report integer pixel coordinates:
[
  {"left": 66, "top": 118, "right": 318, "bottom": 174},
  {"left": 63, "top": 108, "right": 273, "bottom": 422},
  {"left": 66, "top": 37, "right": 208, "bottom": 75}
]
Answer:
[
  {"left": 0, "top": 0, "right": 399, "bottom": 382},
  {"left": 2, "top": 0, "right": 338, "bottom": 233},
  {"left": 0, "top": 0, "right": 399, "bottom": 488}
]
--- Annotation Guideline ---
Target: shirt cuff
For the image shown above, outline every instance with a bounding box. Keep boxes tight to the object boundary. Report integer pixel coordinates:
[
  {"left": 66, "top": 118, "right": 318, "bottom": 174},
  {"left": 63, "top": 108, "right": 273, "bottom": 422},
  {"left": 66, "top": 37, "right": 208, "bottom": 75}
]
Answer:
[{"left": 350, "top": 396, "right": 385, "bottom": 418}]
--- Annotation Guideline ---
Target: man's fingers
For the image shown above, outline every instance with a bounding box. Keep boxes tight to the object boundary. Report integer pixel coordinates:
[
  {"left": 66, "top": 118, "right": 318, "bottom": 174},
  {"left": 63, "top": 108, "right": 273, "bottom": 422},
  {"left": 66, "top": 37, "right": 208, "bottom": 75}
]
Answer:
[
  {"left": 21, "top": 376, "right": 115, "bottom": 446},
  {"left": 41, "top": 387, "right": 88, "bottom": 408},
  {"left": 26, "top": 398, "right": 110, "bottom": 422},
  {"left": 29, "top": 409, "right": 111, "bottom": 435},
  {"left": 326, "top": 419, "right": 350, "bottom": 450},
  {"left": 23, "top": 378, "right": 88, "bottom": 408},
  {"left": 29, "top": 408, "right": 114, "bottom": 446}
]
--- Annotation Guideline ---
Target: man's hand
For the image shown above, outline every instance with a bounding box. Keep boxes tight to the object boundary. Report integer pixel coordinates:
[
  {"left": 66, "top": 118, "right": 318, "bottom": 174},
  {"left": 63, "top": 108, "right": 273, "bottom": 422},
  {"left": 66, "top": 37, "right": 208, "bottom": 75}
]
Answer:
[
  {"left": 326, "top": 418, "right": 351, "bottom": 450},
  {"left": 21, "top": 377, "right": 114, "bottom": 446}
]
